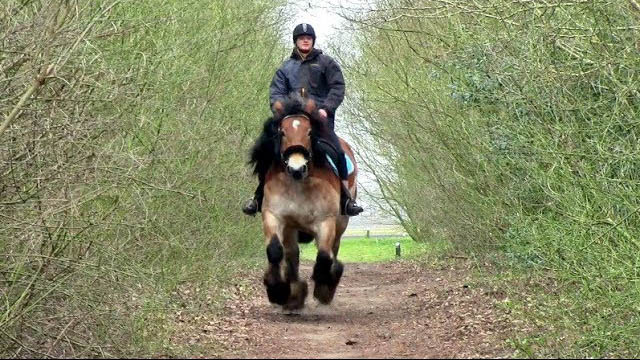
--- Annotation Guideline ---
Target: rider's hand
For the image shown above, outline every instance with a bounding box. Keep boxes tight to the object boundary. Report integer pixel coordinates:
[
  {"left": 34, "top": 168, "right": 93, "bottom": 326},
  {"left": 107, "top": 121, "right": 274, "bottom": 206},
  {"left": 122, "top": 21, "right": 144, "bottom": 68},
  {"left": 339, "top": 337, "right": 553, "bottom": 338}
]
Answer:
[{"left": 318, "top": 109, "right": 328, "bottom": 120}]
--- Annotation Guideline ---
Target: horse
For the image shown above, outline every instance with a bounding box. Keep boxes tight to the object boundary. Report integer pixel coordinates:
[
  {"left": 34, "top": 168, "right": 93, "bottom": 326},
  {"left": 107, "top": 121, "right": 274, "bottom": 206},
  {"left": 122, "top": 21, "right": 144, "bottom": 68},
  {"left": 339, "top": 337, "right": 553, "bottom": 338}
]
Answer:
[{"left": 249, "top": 97, "right": 358, "bottom": 310}]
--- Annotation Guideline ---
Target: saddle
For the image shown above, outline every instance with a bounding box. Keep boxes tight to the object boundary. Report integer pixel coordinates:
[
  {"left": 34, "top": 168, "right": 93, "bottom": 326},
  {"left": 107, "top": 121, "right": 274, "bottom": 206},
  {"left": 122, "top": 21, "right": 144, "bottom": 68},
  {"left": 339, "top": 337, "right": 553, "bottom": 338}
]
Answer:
[
  {"left": 313, "top": 137, "right": 359, "bottom": 216},
  {"left": 313, "top": 138, "right": 355, "bottom": 177}
]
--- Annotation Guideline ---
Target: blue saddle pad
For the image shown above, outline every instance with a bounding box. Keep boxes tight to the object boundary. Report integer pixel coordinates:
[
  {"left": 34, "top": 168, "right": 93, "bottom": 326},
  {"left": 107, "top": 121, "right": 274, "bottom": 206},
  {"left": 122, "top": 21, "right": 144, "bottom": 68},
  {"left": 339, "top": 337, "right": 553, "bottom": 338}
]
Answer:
[{"left": 325, "top": 154, "right": 355, "bottom": 176}]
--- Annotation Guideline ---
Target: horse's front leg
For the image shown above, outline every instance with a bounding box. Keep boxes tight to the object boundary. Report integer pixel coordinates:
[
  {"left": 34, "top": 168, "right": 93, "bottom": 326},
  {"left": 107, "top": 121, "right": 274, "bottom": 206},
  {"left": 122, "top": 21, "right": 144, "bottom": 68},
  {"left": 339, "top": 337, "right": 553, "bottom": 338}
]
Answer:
[
  {"left": 312, "top": 218, "right": 344, "bottom": 304},
  {"left": 262, "top": 211, "right": 289, "bottom": 306}
]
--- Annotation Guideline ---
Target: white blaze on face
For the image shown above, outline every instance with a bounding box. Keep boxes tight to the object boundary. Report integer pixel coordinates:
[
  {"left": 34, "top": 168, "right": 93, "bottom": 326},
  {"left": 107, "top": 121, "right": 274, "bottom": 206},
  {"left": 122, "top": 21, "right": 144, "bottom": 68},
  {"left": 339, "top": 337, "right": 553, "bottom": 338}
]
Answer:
[
  {"left": 292, "top": 119, "right": 300, "bottom": 129},
  {"left": 287, "top": 153, "right": 307, "bottom": 170}
]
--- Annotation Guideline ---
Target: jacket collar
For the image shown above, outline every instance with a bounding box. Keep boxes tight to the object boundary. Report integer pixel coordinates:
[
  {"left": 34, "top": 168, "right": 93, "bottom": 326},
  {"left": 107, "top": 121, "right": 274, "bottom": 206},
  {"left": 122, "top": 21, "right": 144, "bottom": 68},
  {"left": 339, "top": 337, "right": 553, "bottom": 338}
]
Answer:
[{"left": 290, "top": 48, "right": 322, "bottom": 61}]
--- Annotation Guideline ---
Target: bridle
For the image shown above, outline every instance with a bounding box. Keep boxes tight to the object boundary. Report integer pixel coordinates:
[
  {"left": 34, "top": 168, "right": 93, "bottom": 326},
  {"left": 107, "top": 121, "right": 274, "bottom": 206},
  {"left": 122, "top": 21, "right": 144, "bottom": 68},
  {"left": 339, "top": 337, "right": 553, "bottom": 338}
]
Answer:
[{"left": 279, "top": 114, "right": 313, "bottom": 166}]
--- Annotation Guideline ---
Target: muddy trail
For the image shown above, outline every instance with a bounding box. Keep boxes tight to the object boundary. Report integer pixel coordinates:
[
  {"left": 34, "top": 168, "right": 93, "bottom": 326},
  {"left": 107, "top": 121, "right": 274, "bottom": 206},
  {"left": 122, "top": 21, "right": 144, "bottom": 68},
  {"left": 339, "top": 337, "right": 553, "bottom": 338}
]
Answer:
[{"left": 175, "top": 261, "right": 516, "bottom": 358}]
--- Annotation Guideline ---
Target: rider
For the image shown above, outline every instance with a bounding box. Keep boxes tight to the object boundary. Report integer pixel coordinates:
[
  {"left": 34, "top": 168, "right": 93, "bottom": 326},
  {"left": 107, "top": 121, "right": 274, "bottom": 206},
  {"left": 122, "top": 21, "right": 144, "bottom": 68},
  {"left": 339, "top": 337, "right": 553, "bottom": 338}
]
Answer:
[{"left": 242, "top": 23, "right": 364, "bottom": 217}]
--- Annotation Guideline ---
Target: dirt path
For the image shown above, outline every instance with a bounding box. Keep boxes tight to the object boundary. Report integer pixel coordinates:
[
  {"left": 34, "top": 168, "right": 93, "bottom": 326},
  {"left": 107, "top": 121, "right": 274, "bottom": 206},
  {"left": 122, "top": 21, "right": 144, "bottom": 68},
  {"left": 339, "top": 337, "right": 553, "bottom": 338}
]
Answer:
[{"left": 179, "top": 260, "right": 514, "bottom": 358}]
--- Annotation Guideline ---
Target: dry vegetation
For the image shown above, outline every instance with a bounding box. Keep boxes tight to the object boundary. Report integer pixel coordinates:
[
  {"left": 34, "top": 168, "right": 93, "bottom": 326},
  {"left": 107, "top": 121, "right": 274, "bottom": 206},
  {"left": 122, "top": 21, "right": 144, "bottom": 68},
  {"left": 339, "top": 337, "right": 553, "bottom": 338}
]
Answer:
[
  {"left": 341, "top": 0, "right": 640, "bottom": 357},
  {"left": 4, "top": 0, "right": 640, "bottom": 357},
  {"left": 1, "top": 0, "right": 286, "bottom": 356}
]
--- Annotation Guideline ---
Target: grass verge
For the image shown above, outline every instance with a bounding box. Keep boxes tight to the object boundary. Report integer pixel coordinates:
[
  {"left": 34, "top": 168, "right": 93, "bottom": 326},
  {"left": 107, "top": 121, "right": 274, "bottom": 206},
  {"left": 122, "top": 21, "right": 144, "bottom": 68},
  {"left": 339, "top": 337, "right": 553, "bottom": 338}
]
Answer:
[{"left": 300, "top": 237, "right": 447, "bottom": 263}]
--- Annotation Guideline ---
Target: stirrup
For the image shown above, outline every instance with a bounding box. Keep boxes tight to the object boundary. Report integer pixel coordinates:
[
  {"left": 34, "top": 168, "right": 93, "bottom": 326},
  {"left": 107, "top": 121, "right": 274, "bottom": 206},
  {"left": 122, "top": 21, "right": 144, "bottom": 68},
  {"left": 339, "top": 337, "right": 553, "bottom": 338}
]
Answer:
[{"left": 242, "top": 198, "right": 259, "bottom": 216}]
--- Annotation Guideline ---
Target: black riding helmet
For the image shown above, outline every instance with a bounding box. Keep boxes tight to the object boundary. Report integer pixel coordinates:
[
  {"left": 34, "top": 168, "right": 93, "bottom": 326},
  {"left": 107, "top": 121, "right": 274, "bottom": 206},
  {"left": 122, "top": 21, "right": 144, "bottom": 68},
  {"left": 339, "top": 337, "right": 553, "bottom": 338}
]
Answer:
[{"left": 292, "top": 23, "right": 316, "bottom": 45}]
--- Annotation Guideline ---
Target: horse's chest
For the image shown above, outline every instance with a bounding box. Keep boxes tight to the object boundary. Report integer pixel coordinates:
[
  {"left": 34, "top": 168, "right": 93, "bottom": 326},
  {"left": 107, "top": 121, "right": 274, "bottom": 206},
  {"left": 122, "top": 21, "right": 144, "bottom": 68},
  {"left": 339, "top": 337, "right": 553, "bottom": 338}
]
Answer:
[
  {"left": 265, "top": 177, "right": 338, "bottom": 220},
  {"left": 272, "top": 190, "right": 323, "bottom": 217},
  {"left": 279, "top": 196, "right": 325, "bottom": 217}
]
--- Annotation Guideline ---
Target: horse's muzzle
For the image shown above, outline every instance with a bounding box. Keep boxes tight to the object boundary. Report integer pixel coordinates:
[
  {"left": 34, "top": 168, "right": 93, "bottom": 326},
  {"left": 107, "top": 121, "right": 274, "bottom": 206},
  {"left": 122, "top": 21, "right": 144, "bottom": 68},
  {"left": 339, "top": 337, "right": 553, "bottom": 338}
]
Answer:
[
  {"left": 287, "top": 163, "right": 308, "bottom": 180},
  {"left": 283, "top": 147, "right": 310, "bottom": 181}
]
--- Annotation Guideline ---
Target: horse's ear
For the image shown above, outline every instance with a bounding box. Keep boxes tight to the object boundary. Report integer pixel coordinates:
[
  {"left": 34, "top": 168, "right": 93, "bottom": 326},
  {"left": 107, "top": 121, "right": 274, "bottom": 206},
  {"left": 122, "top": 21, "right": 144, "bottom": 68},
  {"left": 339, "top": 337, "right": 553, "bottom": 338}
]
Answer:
[
  {"left": 303, "top": 99, "right": 316, "bottom": 115},
  {"left": 272, "top": 101, "right": 284, "bottom": 117}
]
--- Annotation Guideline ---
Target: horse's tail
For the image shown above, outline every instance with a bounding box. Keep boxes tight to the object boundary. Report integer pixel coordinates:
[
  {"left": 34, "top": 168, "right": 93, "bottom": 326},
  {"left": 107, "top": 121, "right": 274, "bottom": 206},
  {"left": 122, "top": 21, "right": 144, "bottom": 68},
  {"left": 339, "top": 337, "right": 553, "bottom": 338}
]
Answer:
[{"left": 298, "top": 231, "right": 314, "bottom": 243}]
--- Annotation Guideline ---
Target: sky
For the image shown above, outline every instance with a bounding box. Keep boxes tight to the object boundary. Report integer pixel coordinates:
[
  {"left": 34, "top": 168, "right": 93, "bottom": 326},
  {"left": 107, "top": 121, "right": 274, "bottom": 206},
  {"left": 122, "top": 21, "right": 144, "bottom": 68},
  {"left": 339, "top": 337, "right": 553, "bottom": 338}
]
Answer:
[
  {"left": 280, "top": 0, "right": 372, "bottom": 49},
  {"left": 283, "top": 1, "right": 344, "bottom": 48}
]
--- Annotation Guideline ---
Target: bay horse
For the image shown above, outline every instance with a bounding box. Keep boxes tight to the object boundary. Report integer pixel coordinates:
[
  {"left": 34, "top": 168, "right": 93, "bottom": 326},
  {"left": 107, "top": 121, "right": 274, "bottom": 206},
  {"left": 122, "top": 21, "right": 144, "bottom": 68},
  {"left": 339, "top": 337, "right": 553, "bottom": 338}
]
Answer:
[{"left": 249, "top": 97, "right": 358, "bottom": 310}]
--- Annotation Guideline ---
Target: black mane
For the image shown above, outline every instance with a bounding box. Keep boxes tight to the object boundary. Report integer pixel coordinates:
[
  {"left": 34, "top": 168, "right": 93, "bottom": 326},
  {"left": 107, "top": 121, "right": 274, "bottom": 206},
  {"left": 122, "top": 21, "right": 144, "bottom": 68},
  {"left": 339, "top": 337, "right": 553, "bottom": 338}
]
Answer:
[{"left": 248, "top": 95, "right": 329, "bottom": 177}]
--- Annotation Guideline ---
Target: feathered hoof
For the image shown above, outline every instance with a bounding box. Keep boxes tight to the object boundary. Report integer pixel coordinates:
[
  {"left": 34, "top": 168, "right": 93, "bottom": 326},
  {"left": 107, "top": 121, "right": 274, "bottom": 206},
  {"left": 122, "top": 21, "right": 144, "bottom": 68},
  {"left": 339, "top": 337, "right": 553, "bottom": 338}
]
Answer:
[
  {"left": 312, "top": 251, "right": 344, "bottom": 304},
  {"left": 313, "top": 283, "right": 337, "bottom": 304},
  {"left": 284, "top": 280, "right": 308, "bottom": 310},
  {"left": 264, "top": 269, "right": 290, "bottom": 305}
]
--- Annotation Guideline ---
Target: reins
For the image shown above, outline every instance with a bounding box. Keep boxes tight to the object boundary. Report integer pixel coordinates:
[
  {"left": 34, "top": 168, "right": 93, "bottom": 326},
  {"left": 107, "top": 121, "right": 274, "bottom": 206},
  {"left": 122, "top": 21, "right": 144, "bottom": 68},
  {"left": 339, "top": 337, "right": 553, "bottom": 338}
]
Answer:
[{"left": 281, "top": 114, "right": 311, "bottom": 122}]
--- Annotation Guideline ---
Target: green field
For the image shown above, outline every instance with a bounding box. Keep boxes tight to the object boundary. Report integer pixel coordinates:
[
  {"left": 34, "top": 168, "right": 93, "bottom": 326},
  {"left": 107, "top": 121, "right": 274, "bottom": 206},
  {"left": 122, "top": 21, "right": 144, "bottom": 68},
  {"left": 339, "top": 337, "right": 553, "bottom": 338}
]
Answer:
[{"left": 299, "top": 237, "right": 436, "bottom": 263}]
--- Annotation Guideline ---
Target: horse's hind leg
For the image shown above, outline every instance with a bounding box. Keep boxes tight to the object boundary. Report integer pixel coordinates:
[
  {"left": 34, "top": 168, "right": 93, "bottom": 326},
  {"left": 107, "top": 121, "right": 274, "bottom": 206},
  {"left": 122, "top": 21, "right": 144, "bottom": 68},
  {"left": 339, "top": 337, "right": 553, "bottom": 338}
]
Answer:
[
  {"left": 312, "top": 219, "right": 344, "bottom": 304},
  {"left": 282, "top": 229, "right": 308, "bottom": 310},
  {"left": 262, "top": 213, "right": 308, "bottom": 309},
  {"left": 262, "top": 212, "right": 289, "bottom": 306}
]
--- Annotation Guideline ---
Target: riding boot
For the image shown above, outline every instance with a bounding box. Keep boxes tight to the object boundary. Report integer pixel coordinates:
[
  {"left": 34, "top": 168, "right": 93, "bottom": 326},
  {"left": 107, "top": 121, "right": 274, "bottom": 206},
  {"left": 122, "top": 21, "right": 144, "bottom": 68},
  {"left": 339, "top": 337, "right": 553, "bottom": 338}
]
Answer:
[
  {"left": 340, "top": 180, "right": 363, "bottom": 216},
  {"left": 242, "top": 197, "right": 259, "bottom": 216},
  {"left": 242, "top": 180, "right": 264, "bottom": 216}
]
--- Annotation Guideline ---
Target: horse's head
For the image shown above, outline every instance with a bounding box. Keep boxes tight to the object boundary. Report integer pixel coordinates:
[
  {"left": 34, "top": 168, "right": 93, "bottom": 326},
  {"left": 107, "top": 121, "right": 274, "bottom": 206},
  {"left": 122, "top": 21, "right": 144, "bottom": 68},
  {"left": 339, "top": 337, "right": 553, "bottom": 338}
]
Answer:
[{"left": 275, "top": 99, "right": 316, "bottom": 181}]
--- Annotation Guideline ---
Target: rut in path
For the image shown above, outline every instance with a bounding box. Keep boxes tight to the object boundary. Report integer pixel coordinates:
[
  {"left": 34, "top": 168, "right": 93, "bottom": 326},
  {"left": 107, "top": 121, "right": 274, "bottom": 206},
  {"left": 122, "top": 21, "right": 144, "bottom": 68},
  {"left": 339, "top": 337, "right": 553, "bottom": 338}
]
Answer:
[{"left": 179, "top": 261, "right": 515, "bottom": 358}]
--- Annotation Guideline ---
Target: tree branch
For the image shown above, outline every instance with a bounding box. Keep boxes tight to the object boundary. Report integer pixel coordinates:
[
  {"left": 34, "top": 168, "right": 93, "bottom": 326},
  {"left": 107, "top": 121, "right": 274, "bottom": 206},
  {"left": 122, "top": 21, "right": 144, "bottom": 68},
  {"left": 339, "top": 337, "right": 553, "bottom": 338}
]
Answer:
[{"left": 0, "top": 64, "right": 55, "bottom": 137}]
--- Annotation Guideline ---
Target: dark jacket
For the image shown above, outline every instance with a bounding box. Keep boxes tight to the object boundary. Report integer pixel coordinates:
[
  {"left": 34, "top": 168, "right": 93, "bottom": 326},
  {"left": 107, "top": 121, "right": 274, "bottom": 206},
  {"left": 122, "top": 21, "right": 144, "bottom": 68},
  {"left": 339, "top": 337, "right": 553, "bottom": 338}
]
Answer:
[{"left": 269, "top": 48, "right": 345, "bottom": 118}]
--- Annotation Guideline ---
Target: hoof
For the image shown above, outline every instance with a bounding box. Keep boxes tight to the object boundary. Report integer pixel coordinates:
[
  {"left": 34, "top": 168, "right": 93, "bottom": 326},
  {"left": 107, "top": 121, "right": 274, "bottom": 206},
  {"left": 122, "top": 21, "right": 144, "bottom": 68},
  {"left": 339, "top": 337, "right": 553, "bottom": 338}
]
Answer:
[
  {"left": 284, "top": 280, "right": 308, "bottom": 310},
  {"left": 312, "top": 252, "right": 344, "bottom": 304},
  {"left": 264, "top": 266, "right": 289, "bottom": 305},
  {"left": 264, "top": 276, "right": 290, "bottom": 305},
  {"left": 313, "top": 283, "right": 337, "bottom": 304}
]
